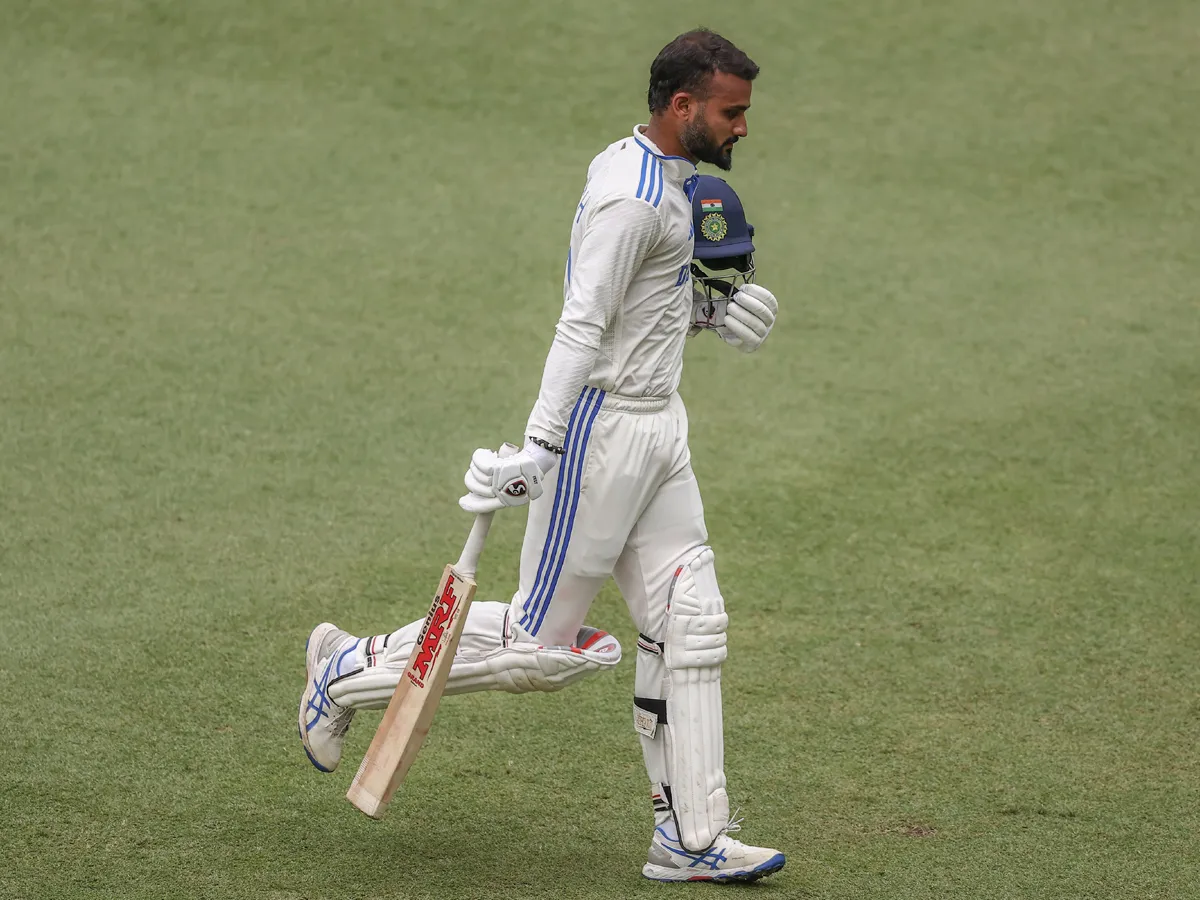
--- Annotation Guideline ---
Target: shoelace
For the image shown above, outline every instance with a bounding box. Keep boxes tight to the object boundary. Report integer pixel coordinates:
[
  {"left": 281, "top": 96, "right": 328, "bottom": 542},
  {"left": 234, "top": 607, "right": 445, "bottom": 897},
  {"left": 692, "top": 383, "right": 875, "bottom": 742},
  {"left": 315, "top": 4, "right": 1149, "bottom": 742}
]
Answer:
[
  {"left": 660, "top": 804, "right": 747, "bottom": 849},
  {"left": 722, "top": 806, "right": 745, "bottom": 838}
]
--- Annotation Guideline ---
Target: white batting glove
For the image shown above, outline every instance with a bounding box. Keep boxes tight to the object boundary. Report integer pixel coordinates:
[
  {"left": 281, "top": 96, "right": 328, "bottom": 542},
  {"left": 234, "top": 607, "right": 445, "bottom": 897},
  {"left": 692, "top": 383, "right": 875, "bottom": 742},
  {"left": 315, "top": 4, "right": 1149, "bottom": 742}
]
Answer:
[
  {"left": 717, "top": 283, "right": 778, "bottom": 353},
  {"left": 459, "top": 444, "right": 551, "bottom": 514}
]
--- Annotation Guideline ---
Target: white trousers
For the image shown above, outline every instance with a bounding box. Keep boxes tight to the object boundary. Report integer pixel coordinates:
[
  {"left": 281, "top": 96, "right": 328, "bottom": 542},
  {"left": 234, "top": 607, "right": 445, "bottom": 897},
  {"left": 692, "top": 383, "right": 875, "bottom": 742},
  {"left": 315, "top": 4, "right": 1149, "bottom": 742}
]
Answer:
[
  {"left": 337, "top": 387, "right": 725, "bottom": 841},
  {"left": 511, "top": 387, "right": 709, "bottom": 645}
]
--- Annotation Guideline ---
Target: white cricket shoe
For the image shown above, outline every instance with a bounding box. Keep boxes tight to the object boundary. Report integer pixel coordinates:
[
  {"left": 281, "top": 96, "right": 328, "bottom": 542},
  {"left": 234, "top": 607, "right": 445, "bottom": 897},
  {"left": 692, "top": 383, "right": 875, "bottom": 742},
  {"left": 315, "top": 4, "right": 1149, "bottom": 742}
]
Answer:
[
  {"left": 298, "top": 622, "right": 358, "bottom": 773},
  {"left": 642, "top": 820, "right": 786, "bottom": 883}
]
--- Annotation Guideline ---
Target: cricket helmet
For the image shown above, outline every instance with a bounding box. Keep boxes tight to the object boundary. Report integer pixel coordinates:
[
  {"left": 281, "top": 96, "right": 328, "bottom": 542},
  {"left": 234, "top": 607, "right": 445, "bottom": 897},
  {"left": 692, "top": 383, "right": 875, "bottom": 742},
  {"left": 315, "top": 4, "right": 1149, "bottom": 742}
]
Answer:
[{"left": 690, "top": 175, "right": 755, "bottom": 302}]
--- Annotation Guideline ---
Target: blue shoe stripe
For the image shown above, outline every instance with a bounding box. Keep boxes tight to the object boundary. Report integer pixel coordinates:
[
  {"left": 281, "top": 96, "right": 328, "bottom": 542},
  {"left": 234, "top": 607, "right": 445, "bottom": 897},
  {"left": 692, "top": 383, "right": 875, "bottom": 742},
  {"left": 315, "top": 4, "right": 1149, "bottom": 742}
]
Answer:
[
  {"left": 710, "top": 852, "right": 787, "bottom": 882},
  {"left": 299, "top": 634, "right": 356, "bottom": 772},
  {"left": 520, "top": 390, "right": 592, "bottom": 627},
  {"left": 304, "top": 639, "right": 356, "bottom": 732},
  {"left": 756, "top": 853, "right": 786, "bottom": 872},
  {"left": 298, "top": 722, "right": 333, "bottom": 773},
  {"left": 528, "top": 390, "right": 605, "bottom": 635},
  {"left": 654, "top": 828, "right": 726, "bottom": 870}
]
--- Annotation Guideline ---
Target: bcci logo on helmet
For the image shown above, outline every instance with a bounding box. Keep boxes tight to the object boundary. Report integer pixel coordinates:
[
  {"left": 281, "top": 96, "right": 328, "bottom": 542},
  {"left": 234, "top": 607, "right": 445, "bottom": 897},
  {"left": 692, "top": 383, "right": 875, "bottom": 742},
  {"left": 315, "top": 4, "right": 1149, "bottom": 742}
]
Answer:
[{"left": 700, "top": 212, "right": 728, "bottom": 242}]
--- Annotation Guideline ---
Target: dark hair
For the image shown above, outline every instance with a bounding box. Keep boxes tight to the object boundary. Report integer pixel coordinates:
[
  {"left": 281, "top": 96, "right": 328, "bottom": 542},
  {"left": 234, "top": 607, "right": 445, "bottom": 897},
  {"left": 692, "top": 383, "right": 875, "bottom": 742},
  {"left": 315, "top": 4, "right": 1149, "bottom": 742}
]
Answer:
[{"left": 647, "top": 29, "right": 759, "bottom": 113}]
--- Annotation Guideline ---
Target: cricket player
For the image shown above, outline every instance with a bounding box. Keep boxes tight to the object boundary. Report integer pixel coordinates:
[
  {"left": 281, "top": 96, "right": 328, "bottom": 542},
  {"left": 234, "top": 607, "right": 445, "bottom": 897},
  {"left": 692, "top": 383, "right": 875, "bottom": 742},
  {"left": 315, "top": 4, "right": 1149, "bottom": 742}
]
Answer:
[{"left": 300, "top": 30, "right": 784, "bottom": 883}]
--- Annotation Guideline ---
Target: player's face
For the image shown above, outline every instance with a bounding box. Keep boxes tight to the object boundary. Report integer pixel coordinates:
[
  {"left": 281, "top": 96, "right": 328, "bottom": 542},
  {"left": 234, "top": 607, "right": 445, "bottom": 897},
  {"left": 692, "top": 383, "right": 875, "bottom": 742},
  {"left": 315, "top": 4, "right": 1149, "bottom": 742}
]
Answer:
[{"left": 680, "top": 72, "right": 752, "bottom": 171}]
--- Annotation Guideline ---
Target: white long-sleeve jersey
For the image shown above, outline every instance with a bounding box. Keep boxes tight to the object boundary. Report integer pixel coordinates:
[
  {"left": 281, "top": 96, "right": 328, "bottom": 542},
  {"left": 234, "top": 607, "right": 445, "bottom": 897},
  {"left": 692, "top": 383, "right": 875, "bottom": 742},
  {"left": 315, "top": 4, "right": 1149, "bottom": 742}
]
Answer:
[{"left": 525, "top": 126, "right": 699, "bottom": 448}]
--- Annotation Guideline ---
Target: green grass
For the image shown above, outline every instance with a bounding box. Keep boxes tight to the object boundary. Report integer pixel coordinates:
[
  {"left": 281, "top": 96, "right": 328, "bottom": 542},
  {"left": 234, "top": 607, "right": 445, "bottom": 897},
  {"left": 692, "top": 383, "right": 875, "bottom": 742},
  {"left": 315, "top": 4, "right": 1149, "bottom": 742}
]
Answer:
[{"left": 3, "top": 1, "right": 1199, "bottom": 897}]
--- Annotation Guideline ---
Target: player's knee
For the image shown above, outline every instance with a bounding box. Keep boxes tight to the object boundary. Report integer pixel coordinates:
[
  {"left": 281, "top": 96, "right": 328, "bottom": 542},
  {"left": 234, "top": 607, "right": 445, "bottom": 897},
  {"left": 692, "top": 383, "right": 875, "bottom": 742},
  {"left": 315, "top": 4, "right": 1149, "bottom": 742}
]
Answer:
[
  {"left": 665, "top": 546, "right": 727, "bottom": 661},
  {"left": 633, "top": 545, "right": 728, "bottom": 714},
  {"left": 650, "top": 547, "right": 728, "bottom": 664}
]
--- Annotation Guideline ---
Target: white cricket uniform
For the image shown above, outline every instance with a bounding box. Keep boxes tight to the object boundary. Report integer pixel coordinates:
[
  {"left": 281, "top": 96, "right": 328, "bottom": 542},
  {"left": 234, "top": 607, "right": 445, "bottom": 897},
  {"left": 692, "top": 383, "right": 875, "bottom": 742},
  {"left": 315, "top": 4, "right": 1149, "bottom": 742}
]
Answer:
[
  {"left": 513, "top": 126, "right": 706, "bottom": 646},
  {"left": 326, "top": 127, "right": 738, "bottom": 851}
]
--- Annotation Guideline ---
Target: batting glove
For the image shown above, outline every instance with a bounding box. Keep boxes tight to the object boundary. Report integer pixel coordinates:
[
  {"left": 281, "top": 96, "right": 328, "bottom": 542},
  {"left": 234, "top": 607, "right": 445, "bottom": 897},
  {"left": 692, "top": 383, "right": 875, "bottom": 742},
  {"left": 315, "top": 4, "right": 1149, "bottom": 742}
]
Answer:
[
  {"left": 717, "top": 283, "right": 778, "bottom": 353},
  {"left": 459, "top": 444, "right": 552, "bottom": 514}
]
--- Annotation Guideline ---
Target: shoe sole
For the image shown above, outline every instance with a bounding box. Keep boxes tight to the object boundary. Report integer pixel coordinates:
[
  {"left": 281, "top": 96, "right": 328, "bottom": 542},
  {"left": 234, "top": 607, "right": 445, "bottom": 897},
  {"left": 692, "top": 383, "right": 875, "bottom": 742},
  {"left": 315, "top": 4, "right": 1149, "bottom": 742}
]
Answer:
[
  {"left": 299, "top": 623, "right": 338, "bottom": 773},
  {"left": 642, "top": 852, "right": 786, "bottom": 883}
]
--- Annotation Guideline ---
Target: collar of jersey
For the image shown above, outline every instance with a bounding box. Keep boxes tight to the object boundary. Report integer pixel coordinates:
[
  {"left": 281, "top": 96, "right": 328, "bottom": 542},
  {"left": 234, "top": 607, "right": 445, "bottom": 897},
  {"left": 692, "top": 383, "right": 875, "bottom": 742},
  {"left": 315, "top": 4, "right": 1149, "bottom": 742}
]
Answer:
[{"left": 633, "top": 125, "right": 698, "bottom": 185}]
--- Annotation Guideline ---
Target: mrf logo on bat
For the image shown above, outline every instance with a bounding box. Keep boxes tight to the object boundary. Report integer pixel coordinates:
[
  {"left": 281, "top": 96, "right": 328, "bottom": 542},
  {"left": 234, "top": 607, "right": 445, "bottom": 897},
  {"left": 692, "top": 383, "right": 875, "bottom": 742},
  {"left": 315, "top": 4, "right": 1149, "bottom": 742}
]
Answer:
[{"left": 406, "top": 578, "right": 461, "bottom": 688}]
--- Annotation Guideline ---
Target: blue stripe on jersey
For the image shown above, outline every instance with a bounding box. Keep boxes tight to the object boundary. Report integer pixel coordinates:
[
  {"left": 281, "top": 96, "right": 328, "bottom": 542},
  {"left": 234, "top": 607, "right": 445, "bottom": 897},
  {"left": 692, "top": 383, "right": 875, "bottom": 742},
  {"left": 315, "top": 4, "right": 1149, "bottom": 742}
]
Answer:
[
  {"left": 520, "top": 388, "right": 605, "bottom": 635},
  {"left": 636, "top": 150, "right": 650, "bottom": 200},
  {"left": 633, "top": 136, "right": 694, "bottom": 163},
  {"left": 652, "top": 160, "right": 665, "bottom": 208}
]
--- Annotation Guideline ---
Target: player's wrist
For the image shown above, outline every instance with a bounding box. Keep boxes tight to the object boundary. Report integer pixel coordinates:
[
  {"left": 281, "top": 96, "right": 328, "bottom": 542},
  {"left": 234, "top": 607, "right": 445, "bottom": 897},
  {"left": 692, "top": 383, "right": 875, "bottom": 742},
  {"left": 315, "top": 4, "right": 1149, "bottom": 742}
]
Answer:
[{"left": 524, "top": 439, "right": 561, "bottom": 477}]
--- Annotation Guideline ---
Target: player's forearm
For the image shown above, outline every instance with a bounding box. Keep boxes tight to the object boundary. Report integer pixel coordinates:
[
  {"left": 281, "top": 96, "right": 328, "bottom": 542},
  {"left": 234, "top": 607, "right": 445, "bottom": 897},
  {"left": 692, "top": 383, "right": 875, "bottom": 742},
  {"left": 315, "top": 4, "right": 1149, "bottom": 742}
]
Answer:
[{"left": 524, "top": 326, "right": 602, "bottom": 450}]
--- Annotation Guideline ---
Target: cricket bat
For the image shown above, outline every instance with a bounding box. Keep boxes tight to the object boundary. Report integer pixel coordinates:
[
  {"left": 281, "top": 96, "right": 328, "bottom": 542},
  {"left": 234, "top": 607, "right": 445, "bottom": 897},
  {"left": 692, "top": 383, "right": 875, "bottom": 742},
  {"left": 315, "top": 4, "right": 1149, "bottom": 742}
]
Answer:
[{"left": 345, "top": 443, "right": 517, "bottom": 819}]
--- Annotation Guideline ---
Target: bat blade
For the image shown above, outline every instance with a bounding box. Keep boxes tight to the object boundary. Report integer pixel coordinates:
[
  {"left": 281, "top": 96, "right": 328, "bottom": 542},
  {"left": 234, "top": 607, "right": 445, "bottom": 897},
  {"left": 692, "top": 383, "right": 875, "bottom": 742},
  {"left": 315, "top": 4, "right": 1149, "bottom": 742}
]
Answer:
[{"left": 345, "top": 563, "right": 475, "bottom": 818}]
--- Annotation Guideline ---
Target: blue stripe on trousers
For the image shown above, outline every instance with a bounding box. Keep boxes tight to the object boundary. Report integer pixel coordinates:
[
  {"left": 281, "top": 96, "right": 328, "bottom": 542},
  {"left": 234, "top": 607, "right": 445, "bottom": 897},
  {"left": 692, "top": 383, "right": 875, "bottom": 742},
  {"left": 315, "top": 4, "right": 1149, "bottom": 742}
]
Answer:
[
  {"left": 520, "top": 387, "right": 605, "bottom": 633},
  {"left": 520, "top": 387, "right": 602, "bottom": 631},
  {"left": 519, "top": 387, "right": 599, "bottom": 629},
  {"left": 527, "top": 390, "right": 605, "bottom": 635}
]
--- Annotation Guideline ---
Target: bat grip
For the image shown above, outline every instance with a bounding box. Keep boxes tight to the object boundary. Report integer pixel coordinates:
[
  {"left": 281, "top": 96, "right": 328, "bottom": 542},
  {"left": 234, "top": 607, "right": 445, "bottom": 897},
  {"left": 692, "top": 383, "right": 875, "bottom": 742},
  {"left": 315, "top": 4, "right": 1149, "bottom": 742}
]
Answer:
[{"left": 453, "top": 512, "right": 494, "bottom": 580}]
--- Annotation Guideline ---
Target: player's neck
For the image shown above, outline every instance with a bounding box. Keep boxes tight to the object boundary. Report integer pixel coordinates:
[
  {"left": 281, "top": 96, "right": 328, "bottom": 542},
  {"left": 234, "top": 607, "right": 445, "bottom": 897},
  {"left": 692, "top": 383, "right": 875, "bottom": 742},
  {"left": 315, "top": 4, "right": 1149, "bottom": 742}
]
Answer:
[{"left": 643, "top": 119, "right": 695, "bottom": 163}]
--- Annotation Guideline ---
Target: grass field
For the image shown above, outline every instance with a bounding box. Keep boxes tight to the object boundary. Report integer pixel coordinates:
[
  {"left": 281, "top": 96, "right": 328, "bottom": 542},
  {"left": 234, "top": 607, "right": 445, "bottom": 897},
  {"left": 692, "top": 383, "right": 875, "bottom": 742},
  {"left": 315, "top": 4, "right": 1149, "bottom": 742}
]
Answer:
[{"left": 3, "top": 1, "right": 1199, "bottom": 897}]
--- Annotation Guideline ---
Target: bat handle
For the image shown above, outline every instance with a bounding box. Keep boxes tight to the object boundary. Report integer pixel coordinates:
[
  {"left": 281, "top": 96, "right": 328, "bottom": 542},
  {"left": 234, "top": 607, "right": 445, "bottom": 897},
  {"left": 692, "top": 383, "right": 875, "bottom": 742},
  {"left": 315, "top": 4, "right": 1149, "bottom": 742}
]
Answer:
[
  {"left": 453, "top": 441, "right": 519, "bottom": 580},
  {"left": 454, "top": 512, "right": 494, "bottom": 580}
]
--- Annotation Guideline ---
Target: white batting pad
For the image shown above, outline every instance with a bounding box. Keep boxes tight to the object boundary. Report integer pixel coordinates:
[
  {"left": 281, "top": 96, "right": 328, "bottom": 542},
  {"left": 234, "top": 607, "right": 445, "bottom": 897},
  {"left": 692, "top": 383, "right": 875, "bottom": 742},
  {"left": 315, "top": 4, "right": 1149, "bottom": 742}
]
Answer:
[
  {"left": 328, "top": 601, "right": 621, "bottom": 709},
  {"left": 634, "top": 547, "right": 730, "bottom": 852}
]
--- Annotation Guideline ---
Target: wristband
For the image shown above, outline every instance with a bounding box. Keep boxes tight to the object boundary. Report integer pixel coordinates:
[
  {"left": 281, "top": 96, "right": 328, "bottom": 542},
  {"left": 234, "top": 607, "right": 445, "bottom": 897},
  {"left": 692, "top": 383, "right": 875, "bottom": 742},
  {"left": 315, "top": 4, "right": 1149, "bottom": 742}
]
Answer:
[{"left": 528, "top": 436, "right": 565, "bottom": 456}]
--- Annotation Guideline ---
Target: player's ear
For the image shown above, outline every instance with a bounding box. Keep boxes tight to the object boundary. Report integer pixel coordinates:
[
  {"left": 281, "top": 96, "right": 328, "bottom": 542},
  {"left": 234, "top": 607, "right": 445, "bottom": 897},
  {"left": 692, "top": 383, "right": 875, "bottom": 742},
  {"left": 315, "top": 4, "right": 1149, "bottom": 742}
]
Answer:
[{"left": 669, "top": 90, "right": 694, "bottom": 120}]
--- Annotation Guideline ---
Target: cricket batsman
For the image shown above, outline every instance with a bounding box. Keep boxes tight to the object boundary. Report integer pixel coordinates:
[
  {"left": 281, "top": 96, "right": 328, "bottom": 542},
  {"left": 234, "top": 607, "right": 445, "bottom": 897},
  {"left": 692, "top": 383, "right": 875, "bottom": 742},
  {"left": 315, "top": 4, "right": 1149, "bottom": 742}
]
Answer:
[{"left": 299, "top": 29, "right": 784, "bottom": 882}]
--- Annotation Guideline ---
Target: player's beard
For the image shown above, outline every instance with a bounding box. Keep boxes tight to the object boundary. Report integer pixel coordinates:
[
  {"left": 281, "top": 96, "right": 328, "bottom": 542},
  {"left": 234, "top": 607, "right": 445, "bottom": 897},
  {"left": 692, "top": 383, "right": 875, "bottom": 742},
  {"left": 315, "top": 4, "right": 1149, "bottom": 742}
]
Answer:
[{"left": 680, "top": 112, "right": 736, "bottom": 171}]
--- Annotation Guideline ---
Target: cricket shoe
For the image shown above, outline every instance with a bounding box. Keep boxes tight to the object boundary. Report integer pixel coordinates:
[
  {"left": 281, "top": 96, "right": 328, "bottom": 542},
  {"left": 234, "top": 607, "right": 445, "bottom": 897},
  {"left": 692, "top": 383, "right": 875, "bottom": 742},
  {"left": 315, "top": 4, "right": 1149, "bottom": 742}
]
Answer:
[
  {"left": 642, "top": 819, "right": 785, "bottom": 883},
  {"left": 298, "top": 622, "right": 358, "bottom": 773}
]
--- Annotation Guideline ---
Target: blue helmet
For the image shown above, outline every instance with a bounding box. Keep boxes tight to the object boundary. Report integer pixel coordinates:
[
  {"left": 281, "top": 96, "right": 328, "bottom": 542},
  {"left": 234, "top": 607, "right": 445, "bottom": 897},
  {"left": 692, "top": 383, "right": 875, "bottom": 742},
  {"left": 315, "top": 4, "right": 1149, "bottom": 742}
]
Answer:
[{"left": 690, "top": 175, "right": 755, "bottom": 302}]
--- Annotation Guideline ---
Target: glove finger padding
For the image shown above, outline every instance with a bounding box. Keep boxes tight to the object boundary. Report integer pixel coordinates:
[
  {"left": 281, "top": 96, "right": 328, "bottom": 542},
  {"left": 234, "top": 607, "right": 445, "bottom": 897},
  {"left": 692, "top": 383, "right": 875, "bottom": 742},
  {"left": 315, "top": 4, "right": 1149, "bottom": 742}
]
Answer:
[
  {"left": 737, "top": 282, "right": 779, "bottom": 315},
  {"left": 461, "top": 447, "right": 503, "bottom": 512},
  {"left": 471, "top": 447, "right": 498, "bottom": 475},
  {"left": 720, "top": 314, "right": 762, "bottom": 351},
  {"left": 725, "top": 301, "right": 771, "bottom": 340},
  {"left": 464, "top": 461, "right": 493, "bottom": 497}
]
